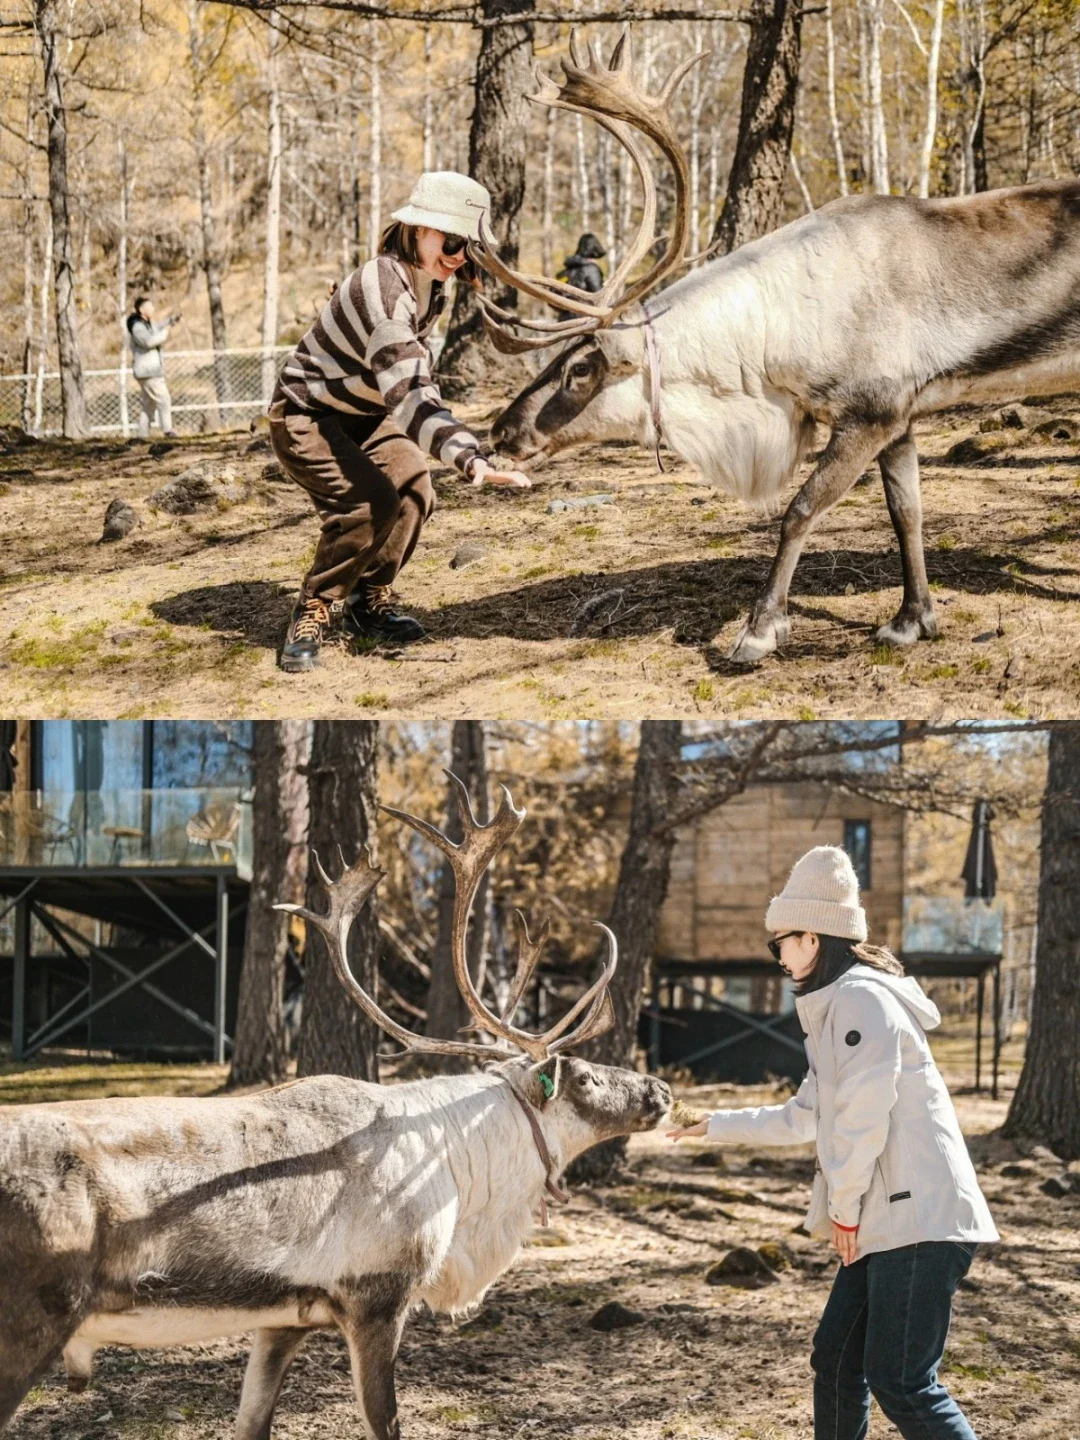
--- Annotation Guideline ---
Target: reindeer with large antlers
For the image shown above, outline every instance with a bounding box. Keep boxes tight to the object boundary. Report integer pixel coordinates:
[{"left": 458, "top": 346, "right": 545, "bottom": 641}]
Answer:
[
  {"left": 0, "top": 778, "right": 669, "bottom": 1440},
  {"left": 477, "top": 30, "right": 1080, "bottom": 663}
]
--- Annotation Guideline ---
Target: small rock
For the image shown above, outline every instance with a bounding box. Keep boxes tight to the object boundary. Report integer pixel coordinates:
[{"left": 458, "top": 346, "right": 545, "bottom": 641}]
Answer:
[
  {"left": 245, "top": 435, "right": 272, "bottom": 454},
  {"left": 450, "top": 543, "right": 488, "bottom": 570},
  {"left": 843, "top": 582, "right": 856, "bottom": 596},
  {"left": 148, "top": 440, "right": 176, "bottom": 458},
  {"left": 589, "top": 1300, "right": 647, "bottom": 1331},
  {"left": 164, "top": 1408, "right": 186, "bottom": 1422},
  {"left": 657, "top": 1301, "right": 697, "bottom": 1314},
  {"left": 943, "top": 435, "right": 1010, "bottom": 466},
  {"left": 972, "top": 631, "right": 997, "bottom": 644},
  {"left": 570, "top": 587, "right": 625, "bottom": 633},
  {"left": 1039, "top": 1174, "right": 1072, "bottom": 1199},
  {"left": 546, "top": 493, "right": 615, "bottom": 514},
  {"left": 705, "top": 1247, "right": 780, "bottom": 1288},
  {"left": 109, "top": 629, "right": 141, "bottom": 646},
  {"left": 756, "top": 1241, "right": 794, "bottom": 1272},
  {"left": 999, "top": 1162, "right": 1034, "bottom": 1179},
  {"left": 101, "top": 498, "right": 140, "bottom": 542},
  {"left": 261, "top": 460, "right": 287, "bottom": 483},
  {"left": 1032, "top": 416, "right": 1080, "bottom": 441},
  {"left": 147, "top": 461, "right": 250, "bottom": 515}
]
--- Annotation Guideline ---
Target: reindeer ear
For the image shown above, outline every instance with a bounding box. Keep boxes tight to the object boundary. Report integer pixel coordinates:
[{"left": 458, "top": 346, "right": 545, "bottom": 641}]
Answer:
[{"left": 525, "top": 1055, "right": 563, "bottom": 1107}]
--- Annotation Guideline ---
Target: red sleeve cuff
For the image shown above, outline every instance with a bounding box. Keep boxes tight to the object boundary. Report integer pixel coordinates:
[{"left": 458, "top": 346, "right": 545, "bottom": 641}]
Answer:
[{"left": 832, "top": 1221, "right": 859, "bottom": 1232}]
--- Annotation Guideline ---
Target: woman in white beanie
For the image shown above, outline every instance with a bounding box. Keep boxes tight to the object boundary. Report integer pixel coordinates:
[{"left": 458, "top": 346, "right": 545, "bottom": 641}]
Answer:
[
  {"left": 269, "top": 171, "right": 531, "bottom": 673},
  {"left": 668, "top": 845, "right": 998, "bottom": 1440}
]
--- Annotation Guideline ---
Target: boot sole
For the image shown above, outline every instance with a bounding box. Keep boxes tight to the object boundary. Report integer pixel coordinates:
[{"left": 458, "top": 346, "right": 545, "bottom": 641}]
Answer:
[{"left": 278, "top": 653, "right": 321, "bottom": 673}]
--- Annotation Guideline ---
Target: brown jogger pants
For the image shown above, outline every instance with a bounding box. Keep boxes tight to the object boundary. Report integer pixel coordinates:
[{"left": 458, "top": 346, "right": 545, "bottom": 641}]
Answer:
[{"left": 268, "top": 395, "right": 435, "bottom": 602}]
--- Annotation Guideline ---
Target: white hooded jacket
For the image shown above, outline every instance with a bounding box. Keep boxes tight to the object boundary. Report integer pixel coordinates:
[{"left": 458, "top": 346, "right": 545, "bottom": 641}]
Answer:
[{"left": 706, "top": 964, "right": 999, "bottom": 1260}]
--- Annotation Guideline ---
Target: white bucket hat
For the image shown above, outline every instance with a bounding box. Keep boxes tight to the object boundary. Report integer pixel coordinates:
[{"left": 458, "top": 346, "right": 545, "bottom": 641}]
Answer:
[
  {"left": 765, "top": 846, "right": 868, "bottom": 942},
  {"left": 390, "top": 171, "right": 491, "bottom": 241}
]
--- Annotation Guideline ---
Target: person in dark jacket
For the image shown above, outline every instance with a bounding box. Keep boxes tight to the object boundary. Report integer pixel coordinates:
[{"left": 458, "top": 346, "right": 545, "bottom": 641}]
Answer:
[{"left": 554, "top": 233, "right": 606, "bottom": 320}]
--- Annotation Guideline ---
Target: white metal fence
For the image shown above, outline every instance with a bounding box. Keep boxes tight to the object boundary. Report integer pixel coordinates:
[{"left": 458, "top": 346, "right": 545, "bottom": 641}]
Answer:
[{"left": 0, "top": 346, "right": 293, "bottom": 438}]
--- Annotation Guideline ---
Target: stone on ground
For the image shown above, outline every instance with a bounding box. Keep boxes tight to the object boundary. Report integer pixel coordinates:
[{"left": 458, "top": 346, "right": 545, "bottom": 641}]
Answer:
[
  {"left": 705, "top": 1246, "right": 781, "bottom": 1288},
  {"left": 147, "top": 461, "right": 251, "bottom": 515},
  {"left": 589, "top": 1300, "right": 647, "bottom": 1331},
  {"left": 101, "top": 498, "right": 140, "bottom": 542}
]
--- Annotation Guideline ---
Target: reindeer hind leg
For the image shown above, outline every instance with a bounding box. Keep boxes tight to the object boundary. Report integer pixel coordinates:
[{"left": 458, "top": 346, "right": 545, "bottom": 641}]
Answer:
[
  {"left": 234, "top": 1328, "right": 309, "bottom": 1440},
  {"left": 874, "top": 426, "right": 939, "bottom": 645}
]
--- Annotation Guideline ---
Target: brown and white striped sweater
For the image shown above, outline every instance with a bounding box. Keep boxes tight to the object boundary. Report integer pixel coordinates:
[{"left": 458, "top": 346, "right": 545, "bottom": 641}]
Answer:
[{"left": 276, "top": 255, "right": 484, "bottom": 475}]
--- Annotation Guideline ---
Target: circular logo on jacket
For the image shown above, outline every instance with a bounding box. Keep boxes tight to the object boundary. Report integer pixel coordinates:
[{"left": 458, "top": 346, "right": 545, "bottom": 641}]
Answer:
[{"left": 845, "top": 1029, "right": 861, "bottom": 1046}]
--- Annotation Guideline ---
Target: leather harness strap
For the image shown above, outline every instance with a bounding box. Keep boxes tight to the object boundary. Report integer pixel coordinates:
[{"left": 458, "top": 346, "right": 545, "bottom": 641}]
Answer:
[
  {"left": 643, "top": 310, "right": 665, "bottom": 474},
  {"left": 503, "top": 1080, "right": 570, "bottom": 1227}
]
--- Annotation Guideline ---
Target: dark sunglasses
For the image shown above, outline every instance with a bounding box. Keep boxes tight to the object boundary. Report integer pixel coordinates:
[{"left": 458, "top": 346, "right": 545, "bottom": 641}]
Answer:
[
  {"left": 440, "top": 233, "right": 468, "bottom": 257},
  {"left": 767, "top": 931, "right": 803, "bottom": 962}
]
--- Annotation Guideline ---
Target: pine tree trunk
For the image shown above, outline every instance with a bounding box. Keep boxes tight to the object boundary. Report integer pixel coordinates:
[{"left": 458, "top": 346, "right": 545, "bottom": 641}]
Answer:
[
  {"left": 260, "top": 6, "right": 282, "bottom": 405},
  {"left": 296, "top": 722, "right": 381, "bottom": 1081},
  {"left": 437, "top": 0, "right": 534, "bottom": 398},
  {"left": 712, "top": 0, "right": 804, "bottom": 256},
  {"left": 424, "top": 722, "right": 490, "bottom": 1070},
  {"left": 34, "top": 0, "right": 87, "bottom": 439},
  {"left": 572, "top": 721, "right": 683, "bottom": 1182},
  {"left": 230, "top": 721, "right": 310, "bottom": 1088},
  {"left": 1002, "top": 723, "right": 1080, "bottom": 1160}
]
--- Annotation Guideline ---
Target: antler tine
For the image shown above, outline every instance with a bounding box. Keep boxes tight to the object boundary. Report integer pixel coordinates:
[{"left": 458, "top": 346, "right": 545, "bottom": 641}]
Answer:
[
  {"left": 500, "top": 910, "right": 551, "bottom": 1024},
  {"left": 275, "top": 849, "right": 505, "bottom": 1061},
  {"left": 539, "top": 922, "right": 619, "bottom": 1052},
  {"left": 470, "top": 212, "right": 615, "bottom": 320}
]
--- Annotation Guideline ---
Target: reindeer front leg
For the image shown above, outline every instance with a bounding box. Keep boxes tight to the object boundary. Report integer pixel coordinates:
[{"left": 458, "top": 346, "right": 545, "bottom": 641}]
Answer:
[
  {"left": 234, "top": 1327, "right": 309, "bottom": 1440},
  {"left": 340, "top": 1306, "right": 408, "bottom": 1440},
  {"left": 874, "top": 427, "right": 939, "bottom": 646},
  {"left": 729, "top": 422, "right": 901, "bottom": 664}
]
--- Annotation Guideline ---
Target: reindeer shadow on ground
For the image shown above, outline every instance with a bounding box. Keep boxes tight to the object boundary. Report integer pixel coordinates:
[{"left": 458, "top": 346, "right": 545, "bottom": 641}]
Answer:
[{"left": 153, "top": 536, "right": 1079, "bottom": 656}]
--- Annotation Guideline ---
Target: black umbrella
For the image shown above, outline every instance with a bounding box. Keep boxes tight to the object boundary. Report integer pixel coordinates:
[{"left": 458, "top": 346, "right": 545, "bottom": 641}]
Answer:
[{"left": 961, "top": 799, "right": 997, "bottom": 902}]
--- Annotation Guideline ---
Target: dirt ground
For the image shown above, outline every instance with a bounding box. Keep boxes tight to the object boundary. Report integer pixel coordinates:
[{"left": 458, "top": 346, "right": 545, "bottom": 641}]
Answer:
[
  {"left": 4, "top": 1042, "right": 1079, "bottom": 1440},
  {"left": 2, "top": 402, "right": 1080, "bottom": 719}
]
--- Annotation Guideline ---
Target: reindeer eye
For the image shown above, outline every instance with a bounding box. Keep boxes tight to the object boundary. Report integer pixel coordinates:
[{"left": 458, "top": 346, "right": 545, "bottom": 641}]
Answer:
[{"left": 568, "top": 361, "right": 592, "bottom": 380}]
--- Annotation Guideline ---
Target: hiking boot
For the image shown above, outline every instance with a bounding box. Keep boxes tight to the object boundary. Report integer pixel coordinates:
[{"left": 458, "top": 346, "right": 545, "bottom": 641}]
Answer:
[
  {"left": 279, "top": 595, "right": 331, "bottom": 672},
  {"left": 343, "top": 583, "right": 426, "bottom": 646}
]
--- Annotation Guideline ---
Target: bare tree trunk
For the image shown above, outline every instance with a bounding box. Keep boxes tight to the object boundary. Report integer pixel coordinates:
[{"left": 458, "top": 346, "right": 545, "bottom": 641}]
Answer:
[
  {"left": 438, "top": 0, "right": 534, "bottom": 397},
  {"left": 917, "top": 0, "right": 946, "bottom": 197},
  {"left": 21, "top": 94, "right": 36, "bottom": 433},
  {"left": 422, "top": 18, "right": 435, "bottom": 172},
  {"left": 541, "top": 102, "right": 556, "bottom": 278},
  {"left": 231, "top": 721, "right": 311, "bottom": 1087},
  {"left": 575, "top": 112, "right": 591, "bottom": 233},
  {"left": 368, "top": 20, "right": 382, "bottom": 253},
  {"left": 297, "top": 722, "right": 381, "bottom": 1081},
  {"left": 34, "top": 0, "right": 86, "bottom": 438},
  {"left": 825, "top": 0, "right": 849, "bottom": 195},
  {"left": 425, "top": 722, "right": 490, "bottom": 1070},
  {"left": 712, "top": 0, "right": 804, "bottom": 255},
  {"left": 34, "top": 213, "right": 53, "bottom": 436},
  {"left": 260, "top": 6, "right": 282, "bottom": 405},
  {"left": 189, "top": 0, "right": 230, "bottom": 416},
  {"left": 572, "top": 721, "right": 683, "bottom": 1182},
  {"left": 116, "top": 137, "right": 130, "bottom": 438},
  {"left": 1002, "top": 723, "right": 1080, "bottom": 1160},
  {"left": 864, "top": 0, "right": 890, "bottom": 193}
]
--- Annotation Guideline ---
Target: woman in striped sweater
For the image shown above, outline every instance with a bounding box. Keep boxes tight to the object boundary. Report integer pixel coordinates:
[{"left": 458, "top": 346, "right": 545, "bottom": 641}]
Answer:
[{"left": 269, "top": 172, "right": 529, "bottom": 673}]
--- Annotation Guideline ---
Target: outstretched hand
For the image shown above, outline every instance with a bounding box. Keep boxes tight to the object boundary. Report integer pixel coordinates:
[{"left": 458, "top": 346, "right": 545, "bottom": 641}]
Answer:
[
  {"left": 666, "top": 1119, "right": 709, "bottom": 1141},
  {"left": 469, "top": 458, "right": 531, "bottom": 490}
]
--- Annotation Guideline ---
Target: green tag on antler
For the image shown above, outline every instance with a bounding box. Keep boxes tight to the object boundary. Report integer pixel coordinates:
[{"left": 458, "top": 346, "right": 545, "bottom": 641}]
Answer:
[{"left": 540, "top": 1073, "right": 555, "bottom": 1100}]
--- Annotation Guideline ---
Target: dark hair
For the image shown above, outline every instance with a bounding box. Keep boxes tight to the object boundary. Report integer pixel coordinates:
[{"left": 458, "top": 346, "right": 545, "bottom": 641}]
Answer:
[
  {"left": 125, "top": 295, "right": 150, "bottom": 334},
  {"left": 575, "top": 232, "right": 607, "bottom": 260},
  {"left": 379, "top": 220, "right": 480, "bottom": 289},
  {"left": 794, "top": 935, "right": 904, "bottom": 996}
]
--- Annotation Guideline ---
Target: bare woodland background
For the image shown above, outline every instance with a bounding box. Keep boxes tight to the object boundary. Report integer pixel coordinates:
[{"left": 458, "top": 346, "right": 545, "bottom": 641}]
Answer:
[{"left": 3, "top": 0, "right": 1080, "bottom": 401}]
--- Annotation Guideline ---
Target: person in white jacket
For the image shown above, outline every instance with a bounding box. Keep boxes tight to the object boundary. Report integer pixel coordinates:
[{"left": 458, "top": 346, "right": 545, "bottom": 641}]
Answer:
[
  {"left": 126, "top": 297, "right": 180, "bottom": 440},
  {"left": 668, "top": 846, "right": 998, "bottom": 1440}
]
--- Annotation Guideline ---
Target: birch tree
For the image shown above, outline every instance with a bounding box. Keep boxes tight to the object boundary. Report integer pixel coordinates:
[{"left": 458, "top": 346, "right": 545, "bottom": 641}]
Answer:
[
  {"left": 188, "top": 0, "right": 231, "bottom": 411},
  {"left": 260, "top": 6, "right": 283, "bottom": 405}
]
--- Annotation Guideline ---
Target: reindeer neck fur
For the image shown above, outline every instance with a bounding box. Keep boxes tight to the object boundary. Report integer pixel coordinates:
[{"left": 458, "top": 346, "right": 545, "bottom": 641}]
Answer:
[{"left": 415, "top": 1069, "right": 585, "bottom": 1317}]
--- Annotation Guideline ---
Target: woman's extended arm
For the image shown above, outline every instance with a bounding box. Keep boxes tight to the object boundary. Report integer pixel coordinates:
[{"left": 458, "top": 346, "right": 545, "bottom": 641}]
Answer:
[{"left": 670, "top": 1069, "right": 817, "bottom": 1146}]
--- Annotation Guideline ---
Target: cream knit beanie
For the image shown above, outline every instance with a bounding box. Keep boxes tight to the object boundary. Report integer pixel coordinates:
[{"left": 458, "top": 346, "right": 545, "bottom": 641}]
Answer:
[{"left": 765, "top": 846, "right": 868, "bottom": 942}]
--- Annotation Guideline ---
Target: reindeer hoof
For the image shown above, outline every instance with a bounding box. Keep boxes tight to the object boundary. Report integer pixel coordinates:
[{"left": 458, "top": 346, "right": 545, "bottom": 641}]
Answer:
[
  {"left": 727, "top": 613, "right": 789, "bottom": 665},
  {"left": 874, "top": 609, "right": 938, "bottom": 647},
  {"left": 66, "top": 1376, "right": 89, "bottom": 1395}
]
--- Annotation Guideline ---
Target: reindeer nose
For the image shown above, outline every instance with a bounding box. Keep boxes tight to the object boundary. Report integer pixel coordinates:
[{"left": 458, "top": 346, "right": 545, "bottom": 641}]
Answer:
[{"left": 648, "top": 1077, "right": 672, "bottom": 1114}]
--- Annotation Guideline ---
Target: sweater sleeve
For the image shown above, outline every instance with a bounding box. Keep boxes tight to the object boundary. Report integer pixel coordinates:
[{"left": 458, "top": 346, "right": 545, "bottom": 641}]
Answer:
[
  {"left": 706, "top": 1068, "right": 817, "bottom": 1146},
  {"left": 130, "top": 319, "right": 171, "bottom": 352},
  {"left": 361, "top": 264, "right": 484, "bottom": 476},
  {"left": 823, "top": 984, "right": 903, "bottom": 1228}
]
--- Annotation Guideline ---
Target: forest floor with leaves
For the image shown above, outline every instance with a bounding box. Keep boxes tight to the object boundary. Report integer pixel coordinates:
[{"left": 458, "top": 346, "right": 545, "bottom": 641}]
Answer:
[
  {"left": 4, "top": 1040, "right": 1079, "bottom": 1440},
  {"left": 2, "top": 400, "right": 1080, "bottom": 718}
]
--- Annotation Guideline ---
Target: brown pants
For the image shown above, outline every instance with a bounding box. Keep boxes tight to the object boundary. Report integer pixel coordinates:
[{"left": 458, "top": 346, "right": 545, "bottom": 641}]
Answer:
[{"left": 268, "top": 396, "right": 435, "bottom": 602}]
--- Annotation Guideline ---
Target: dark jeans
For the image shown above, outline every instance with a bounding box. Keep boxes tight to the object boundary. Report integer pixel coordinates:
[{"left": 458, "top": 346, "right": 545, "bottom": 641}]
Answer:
[{"left": 812, "top": 1241, "right": 980, "bottom": 1440}]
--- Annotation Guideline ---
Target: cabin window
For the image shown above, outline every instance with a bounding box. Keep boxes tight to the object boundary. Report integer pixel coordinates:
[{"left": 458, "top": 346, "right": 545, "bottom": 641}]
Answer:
[{"left": 844, "top": 820, "right": 872, "bottom": 890}]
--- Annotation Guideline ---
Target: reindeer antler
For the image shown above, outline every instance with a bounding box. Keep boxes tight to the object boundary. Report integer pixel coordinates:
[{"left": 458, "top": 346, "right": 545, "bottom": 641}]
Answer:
[
  {"left": 277, "top": 774, "right": 619, "bottom": 1063},
  {"left": 470, "top": 28, "right": 708, "bottom": 353}
]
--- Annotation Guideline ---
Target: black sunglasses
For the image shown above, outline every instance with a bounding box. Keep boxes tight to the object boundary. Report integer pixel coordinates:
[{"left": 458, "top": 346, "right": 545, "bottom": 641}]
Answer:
[
  {"left": 440, "top": 233, "right": 468, "bottom": 256},
  {"left": 767, "top": 931, "right": 803, "bottom": 962}
]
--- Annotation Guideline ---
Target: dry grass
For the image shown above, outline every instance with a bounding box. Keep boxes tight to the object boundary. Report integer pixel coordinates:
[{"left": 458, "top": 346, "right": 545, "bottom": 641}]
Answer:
[{"left": 2, "top": 405, "right": 1079, "bottom": 717}]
